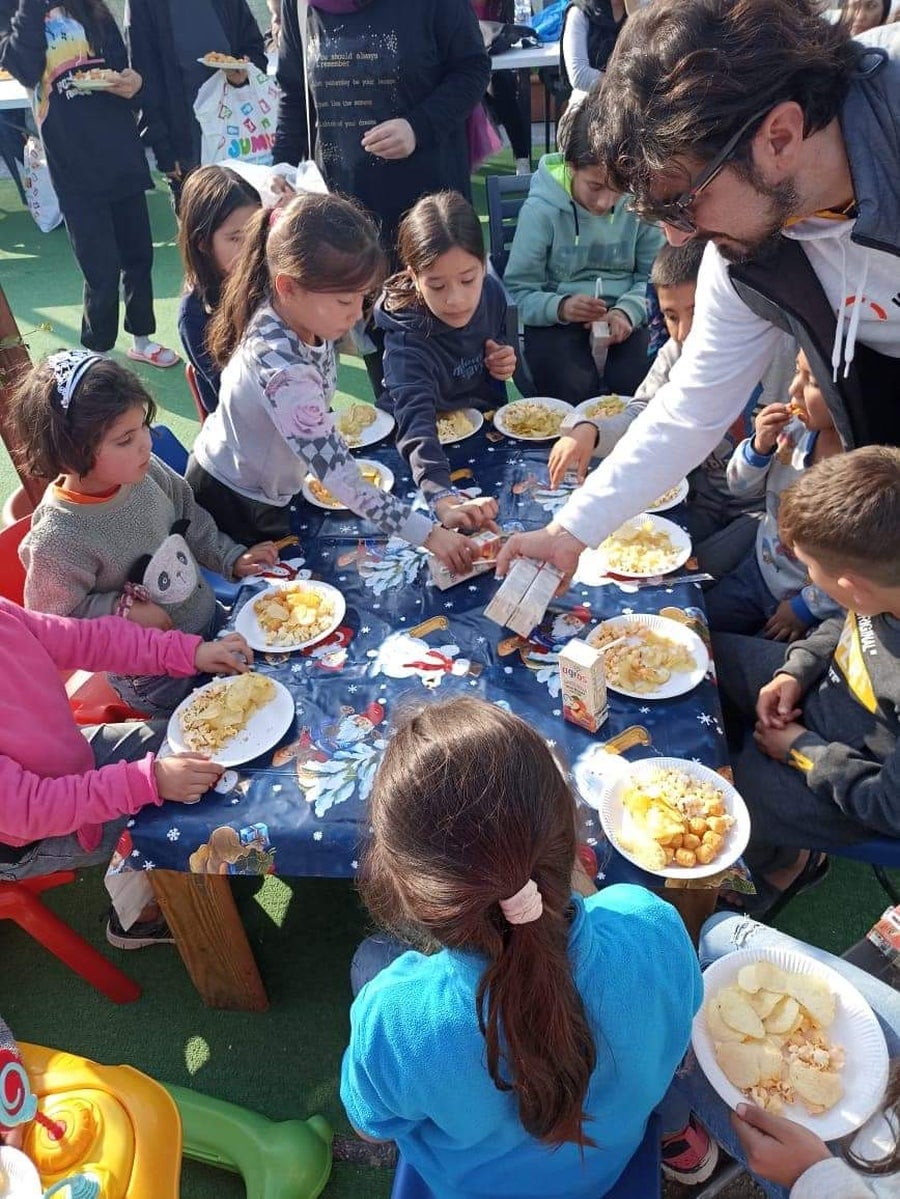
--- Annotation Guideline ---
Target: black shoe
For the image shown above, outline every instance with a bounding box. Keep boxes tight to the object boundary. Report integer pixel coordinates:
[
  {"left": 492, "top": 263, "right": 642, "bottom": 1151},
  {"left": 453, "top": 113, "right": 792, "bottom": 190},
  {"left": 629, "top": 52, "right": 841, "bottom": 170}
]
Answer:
[{"left": 106, "top": 907, "right": 174, "bottom": 950}]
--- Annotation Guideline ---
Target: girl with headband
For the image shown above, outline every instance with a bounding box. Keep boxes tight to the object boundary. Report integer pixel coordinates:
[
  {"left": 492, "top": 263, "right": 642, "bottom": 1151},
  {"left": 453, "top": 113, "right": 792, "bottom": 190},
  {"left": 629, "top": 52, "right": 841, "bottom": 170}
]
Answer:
[{"left": 341, "top": 696, "right": 715, "bottom": 1194}]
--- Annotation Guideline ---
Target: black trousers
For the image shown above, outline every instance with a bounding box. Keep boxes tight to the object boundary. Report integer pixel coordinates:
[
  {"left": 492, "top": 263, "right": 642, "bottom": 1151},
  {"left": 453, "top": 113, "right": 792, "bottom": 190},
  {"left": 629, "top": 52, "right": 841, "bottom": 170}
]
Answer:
[
  {"left": 60, "top": 191, "right": 156, "bottom": 352},
  {"left": 486, "top": 69, "right": 531, "bottom": 160},
  {"left": 523, "top": 321, "right": 652, "bottom": 403},
  {"left": 186, "top": 456, "right": 293, "bottom": 546}
]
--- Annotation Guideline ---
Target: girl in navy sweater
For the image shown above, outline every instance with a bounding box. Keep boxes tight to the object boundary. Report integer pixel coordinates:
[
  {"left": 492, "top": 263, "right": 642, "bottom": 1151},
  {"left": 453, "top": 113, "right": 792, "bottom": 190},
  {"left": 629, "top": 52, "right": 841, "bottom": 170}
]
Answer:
[{"left": 375, "top": 191, "right": 516, "bottom": 533}]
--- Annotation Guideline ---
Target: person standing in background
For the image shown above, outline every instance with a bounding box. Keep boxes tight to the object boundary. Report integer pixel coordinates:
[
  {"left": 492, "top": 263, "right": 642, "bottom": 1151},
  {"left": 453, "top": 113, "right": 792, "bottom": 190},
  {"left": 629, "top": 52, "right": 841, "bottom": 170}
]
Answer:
[
  {"left": 560, "top": 0, "right": 627, "bottom": 107},
  {"left": 472, "top": 0, "right": 533, "bottom": 175},
  {"left": 0, "top": 0, "right": 178, "bottom": 366},
  {"left": 124, "top": 0, "right": 266, "bottom": 212}
]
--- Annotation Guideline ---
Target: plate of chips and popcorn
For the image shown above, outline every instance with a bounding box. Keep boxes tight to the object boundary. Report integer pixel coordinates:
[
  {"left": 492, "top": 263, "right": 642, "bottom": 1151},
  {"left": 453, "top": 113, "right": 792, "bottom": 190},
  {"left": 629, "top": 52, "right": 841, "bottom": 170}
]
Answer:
[
  {"left": 335, "top": 403, "right": 395, "bottom": 449},
  {"left": 197, "top": 52, "right": 251, "bottom": 69},
  {"left": 436, "top": 408, "right": 483, "bottom": 444},
  {"left": 167, "top": 673, "right": 294, "bottom": 768},
  {"left": 573, "top": 394, "right": 632, "bottom": 421},
  {"left": 693, "top": 947, "right": 889, "bottom": 1139},
  {"left": 71, "top": 68, "right": 117, "bottom": 90},
  {"left": 586, "top": 613, "right": 709, "bottom": 700},
  {"left": 235, "top": 580, "right": 346, "bottom": 653},
  {"left": 589, "top": 757, "right": 750, "bottom": 879},
  {"left": 645, "top": 478, "right": 690, "bottom": 513},
  {"left": 493, "top": 398, "right": 573, "bottom": 441},
  {"left": 301, "top": 460, "right": 394, "bottom": 511},
  {"left": 591, "top": 514, "right": 692, "bottom": 579}
]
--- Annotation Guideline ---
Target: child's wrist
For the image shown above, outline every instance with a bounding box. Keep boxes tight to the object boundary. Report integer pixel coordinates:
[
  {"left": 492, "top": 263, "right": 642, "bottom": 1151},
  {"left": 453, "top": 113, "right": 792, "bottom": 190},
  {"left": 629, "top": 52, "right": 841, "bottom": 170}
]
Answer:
[{"left": 429, "top": 487, "right": 459, "bottom": 508}]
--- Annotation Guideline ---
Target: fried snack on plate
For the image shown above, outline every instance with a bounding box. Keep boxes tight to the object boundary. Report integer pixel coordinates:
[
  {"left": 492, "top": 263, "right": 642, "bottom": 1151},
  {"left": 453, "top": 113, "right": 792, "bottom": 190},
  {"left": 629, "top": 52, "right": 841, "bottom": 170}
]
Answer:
[
  {"left": 336, "top": 403, "right": 377, "bottom": 446},
  {"left": 583, "top": 395, "right": 627, "bottom": 418},
  {"left": 649, "top": 482, "right": 683, "bottom": 509},
  {"left": 589, "top": 621, "right": 695, "bottom": 693},
  {"left": 708, "top": 964, "right": 844, "bottom": 1115},
  {"left": 437, "top": 410, "right": 476, "bottom": 443},
  {"left": 308, "top": 464, "right": 381, "bottom": 508},
  {"left": 599, "top": 519, "right": 679, "bottom": 575},
  {"left": 503, "top": 401, "right": 564, "bottom": 438},
  {"left": 179, "top": 673, "right": 275, "bottom": 753},
  {"left": 204, "top": 51, "right": 249, "bottom": 63},
  {"left": 619, "top": 767, "right": 734, "bottom": 870},
  {"left": 253, "top": 583, "right": 336, "bottom": 646}
]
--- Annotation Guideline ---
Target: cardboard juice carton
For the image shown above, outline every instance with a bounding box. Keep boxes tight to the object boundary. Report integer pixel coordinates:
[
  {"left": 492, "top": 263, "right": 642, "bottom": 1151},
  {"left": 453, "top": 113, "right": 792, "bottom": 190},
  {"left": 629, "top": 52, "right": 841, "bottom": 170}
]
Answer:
[
  {"left": 559, "top": 638, "right": 609, "bottom": 734},
  {"left": 428, "top": 530, "right": 501, "bottom": 590}
]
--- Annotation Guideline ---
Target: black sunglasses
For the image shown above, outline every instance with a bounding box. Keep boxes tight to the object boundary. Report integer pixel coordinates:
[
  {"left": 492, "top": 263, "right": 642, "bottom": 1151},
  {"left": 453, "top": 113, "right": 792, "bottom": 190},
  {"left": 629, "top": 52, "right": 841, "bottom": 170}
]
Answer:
[{"left": 631, "top": 106, "right": 773, "bottom": 233}]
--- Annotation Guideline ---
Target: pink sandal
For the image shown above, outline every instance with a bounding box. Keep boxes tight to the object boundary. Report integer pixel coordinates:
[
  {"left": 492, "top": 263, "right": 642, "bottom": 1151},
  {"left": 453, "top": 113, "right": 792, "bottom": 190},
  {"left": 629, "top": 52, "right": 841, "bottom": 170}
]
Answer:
[{"left": 127, "top": 344, "right": 180, "bottom": 369}]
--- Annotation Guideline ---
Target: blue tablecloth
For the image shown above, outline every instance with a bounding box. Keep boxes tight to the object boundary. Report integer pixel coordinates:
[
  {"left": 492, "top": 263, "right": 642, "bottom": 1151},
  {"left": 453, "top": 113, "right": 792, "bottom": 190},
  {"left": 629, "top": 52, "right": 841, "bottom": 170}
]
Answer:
[{"left": 114, "top": 428, "right": 730, "bottom": 885}]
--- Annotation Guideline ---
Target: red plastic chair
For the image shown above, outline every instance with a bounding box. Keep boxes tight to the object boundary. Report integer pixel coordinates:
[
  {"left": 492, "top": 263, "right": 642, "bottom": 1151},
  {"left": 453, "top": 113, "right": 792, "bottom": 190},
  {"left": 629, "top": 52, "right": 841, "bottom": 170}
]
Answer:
[
  {"left": 0, "top": 517, "right": 141, "bottom": 1003},
  {"left": 0, "top": 873, "right": 140, "bottom": 1003},
  {"left": 185, "top": 362, "right": 208, "bottom": 425}
]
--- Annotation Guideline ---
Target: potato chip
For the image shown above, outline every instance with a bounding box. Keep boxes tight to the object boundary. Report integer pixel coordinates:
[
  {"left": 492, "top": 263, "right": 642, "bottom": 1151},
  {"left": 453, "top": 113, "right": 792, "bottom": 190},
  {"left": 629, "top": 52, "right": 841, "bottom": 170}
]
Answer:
[
  {"left": 253, "top": 584, "right": 337, "bottom": 647},
  {"left": 179, "top": 673, "right": 275, "bottom": 753},
  {"left": 747, "top": 989, "right": 783, "bottom": 1019},
  {"left": 765, "top": 996, "right": 801, "bottom": 1036},
  {"left": 501, "top": 401, "right": 564, "bottom": 438},
  {"left": 587, "top": 620, "right": 696, "bottom": 694},
  {"left": 716, "top": 988, "right": 765, "bottom": 1038},
  {"left": 715, "top": 1041, "right": 765, "bottom": 1090},
  {"left": 788, "top": 1061, "right": 843, "bottom": 1110},
  {"left": 786, "top": 975, "right": 835, "bottom": 1028}
]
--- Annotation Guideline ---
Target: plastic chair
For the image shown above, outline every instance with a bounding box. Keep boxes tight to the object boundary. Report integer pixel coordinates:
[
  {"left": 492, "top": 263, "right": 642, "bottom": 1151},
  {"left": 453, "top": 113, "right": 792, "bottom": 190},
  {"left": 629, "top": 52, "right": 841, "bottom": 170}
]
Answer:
[
  {"left": 185, "top": 361, "right": 209, "bottom": 424},
  {"left": 390, "top": 1114, "right": 662, "bottom": 1199},
  {"left": 823, "top": 839, "right": 900, "bottom": 906},
  {"left": 0, "top": 875, "right": 140, "bottom": 1003},
  {"left": 485, "top": 172, "right": 536, "bottom": 397}
]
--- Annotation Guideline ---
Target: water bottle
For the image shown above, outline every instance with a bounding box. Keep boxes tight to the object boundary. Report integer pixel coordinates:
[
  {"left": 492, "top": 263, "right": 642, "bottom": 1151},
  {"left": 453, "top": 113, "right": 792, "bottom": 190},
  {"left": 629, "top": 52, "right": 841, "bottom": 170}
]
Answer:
[{"left": 514, "top": 0, "right": 532, "bottom": 26}]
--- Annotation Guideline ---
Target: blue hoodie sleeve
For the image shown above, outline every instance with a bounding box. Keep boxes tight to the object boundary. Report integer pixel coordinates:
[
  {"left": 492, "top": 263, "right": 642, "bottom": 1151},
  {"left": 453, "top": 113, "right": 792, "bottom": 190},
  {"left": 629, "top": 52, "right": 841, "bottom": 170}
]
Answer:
[{"left": 381, "top": 329, "right": 455, "bottom": 501}]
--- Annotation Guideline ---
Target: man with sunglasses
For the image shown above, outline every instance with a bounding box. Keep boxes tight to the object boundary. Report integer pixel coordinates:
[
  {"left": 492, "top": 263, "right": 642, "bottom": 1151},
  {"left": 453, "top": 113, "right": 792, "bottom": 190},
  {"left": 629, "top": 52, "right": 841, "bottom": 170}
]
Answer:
[{"left": 496, "top": 0, "right": 898, "bottom": 588}]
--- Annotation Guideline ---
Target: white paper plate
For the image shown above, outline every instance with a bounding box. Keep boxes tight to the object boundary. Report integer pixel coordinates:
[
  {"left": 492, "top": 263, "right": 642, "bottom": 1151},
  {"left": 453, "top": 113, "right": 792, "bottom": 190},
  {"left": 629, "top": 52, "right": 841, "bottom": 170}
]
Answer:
[
  {"left": 587, "top": 756, "right": 750, "bottom": 880},
  {"left": 693, "top": 946, "right": 890, "bottom": 1140},
  {"left": 573, "top": 394, "right": 634, "bottom": 421},
  {"left": 234, "top": 580, "right": 346, "bottom": 653},
  {"left": 437, "top": 407, "right": 484, "bottom": 444},
  {"left": 645, "top": 478, "right": 690, "bottom": 513},
  {"left": 335, "top": 405, "right": 395, "bottom": 449},
  {"left": 0, "top": 1147, "right": 42, "bottom": 1199},
  {"left": 71, "top": 74, "right": 115, "bottom": 90},
  {"left": 301, "top": 460, "right": 394, "bottom": 511},
  {"left": 167, "top": 676, "right": 294, "bottom": 768},
  {"left": 586, "top": 613, "right": 709, "bottom": 700},
  {"left": 197, "top": 55, "right": 251, "bottom": 70},
  {"left": 590, "top": 513, "right": 692, "bottom": 579},
  {"left": 493, "top": 397, "right": 573, "bottom": 441}
]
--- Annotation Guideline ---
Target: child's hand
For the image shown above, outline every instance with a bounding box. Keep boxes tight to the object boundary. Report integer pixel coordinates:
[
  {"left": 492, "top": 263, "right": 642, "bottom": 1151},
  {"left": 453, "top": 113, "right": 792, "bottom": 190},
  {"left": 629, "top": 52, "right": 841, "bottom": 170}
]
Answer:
[
  {"left": 195, "top": 632, "right": 253, "bottom": 675},
  {"left": 127, "top": 599, "right": 173, "bottom": 631},
  {"left": 435, "top": 495, "right": 500, "bottom": 533},
  {"left": 154, "top": 754, "right": 224, "bottom": 803},
  {"left": 484, "top": 339, "right": 516, "bottom": 382},
  {"left": 753, "top": 718, "right": 806, "bottom": 762},
  {"left": 763, "top": 599, "right": 809, "bottom": 643},
  {"left": 558, "top": 294, "right": 607, "bottom": 325},
  {"left": 752, "top": 403, "right": 792, "bottom": 454},
  {"left": 425, "top": 524, "right": 477, "bottom": 575},
  {"left": 731, "top": 1103, "right": 830, "bottom": 1188},
  {"left": 234, "top": 541, "right": 280, "bottom": 578},
  {"left": 548, "top": 423, "right": 598, "bottom": 488},
  {"left": 107, "top": 68, "right": 143, "bottom": 99},
  {"left": 757, "top": 673, "right": 803, "bottom": 728},
  {"left": 606, "top": 309, "right": 633, "bottom": 344}
]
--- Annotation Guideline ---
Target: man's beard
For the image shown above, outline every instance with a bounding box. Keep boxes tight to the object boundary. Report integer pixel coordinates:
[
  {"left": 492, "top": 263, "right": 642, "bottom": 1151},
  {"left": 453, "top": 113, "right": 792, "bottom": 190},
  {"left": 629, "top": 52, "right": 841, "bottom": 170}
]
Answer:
[{"left": 704, "top": 171, "right": 800, "bottom": 265}]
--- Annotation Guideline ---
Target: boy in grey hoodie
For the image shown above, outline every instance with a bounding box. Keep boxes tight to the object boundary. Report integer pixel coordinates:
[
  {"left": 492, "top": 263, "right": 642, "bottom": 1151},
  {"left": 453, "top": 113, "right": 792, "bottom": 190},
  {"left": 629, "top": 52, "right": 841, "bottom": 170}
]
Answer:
[{"left": 713, "top": 447, "right": 900, "bottom": 911}]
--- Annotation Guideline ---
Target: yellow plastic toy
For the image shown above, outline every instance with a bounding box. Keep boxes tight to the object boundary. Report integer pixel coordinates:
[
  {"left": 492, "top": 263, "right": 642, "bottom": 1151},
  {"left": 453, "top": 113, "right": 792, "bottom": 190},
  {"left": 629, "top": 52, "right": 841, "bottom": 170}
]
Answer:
[{"left": 16, "top": 1044, "right": 332, "bottom": 1199}]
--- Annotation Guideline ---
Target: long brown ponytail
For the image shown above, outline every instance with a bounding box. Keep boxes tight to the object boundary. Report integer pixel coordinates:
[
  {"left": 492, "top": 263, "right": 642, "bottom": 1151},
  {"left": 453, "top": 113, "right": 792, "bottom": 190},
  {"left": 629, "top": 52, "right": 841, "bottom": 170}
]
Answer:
[
  {"left": 361, "top": 697, "right": 597, "bottom": 1148},
  {"left": 208, "top": 190, "right": 386, "bottom": 368}
]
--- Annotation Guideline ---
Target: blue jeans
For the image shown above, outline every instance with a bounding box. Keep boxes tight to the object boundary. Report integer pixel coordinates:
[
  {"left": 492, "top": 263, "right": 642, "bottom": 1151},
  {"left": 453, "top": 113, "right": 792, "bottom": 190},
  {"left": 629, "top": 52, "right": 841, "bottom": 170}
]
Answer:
[
  {"left": 672, "top": 913, "right": 900, "bottom": 1199},
  {"left": 704, "top": 549, "right": 777, "bottom": 635}
]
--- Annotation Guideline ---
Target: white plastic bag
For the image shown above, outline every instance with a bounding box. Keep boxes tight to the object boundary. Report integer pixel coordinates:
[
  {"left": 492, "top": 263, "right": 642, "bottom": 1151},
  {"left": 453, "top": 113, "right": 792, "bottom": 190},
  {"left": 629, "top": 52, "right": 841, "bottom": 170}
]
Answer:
[
  {"left": 212, "top": 158, "right": 327, "bottom": 208},
  {"left": 194, "top": 68, "right": 281, "bottom": 167},
  {"left": 22, "top": 135, "right": 62, "bottom": 233}
]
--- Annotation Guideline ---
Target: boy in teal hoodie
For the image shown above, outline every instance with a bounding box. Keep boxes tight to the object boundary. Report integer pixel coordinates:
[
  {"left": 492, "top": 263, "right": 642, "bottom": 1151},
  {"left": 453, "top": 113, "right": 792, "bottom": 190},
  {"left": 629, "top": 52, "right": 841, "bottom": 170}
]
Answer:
[{"left": 504, "top": 99, "right": 664, "bottom": 402}]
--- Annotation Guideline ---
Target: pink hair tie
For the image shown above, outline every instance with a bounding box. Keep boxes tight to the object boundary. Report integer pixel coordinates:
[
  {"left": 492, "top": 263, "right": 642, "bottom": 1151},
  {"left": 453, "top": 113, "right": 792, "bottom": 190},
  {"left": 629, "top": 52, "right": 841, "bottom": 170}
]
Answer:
[
  {"left": 269, "top": 203, "right": 286, "bottom": 228},
  {"left": 499, "top": 879, "right": 543, "bottom": 925}
]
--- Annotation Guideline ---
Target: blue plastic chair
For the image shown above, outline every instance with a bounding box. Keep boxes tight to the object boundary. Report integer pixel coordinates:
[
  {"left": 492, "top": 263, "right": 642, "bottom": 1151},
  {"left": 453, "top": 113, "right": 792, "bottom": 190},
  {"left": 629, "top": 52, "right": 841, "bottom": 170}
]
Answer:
[
  {"left": 149, "top": 425, "right": 242, "bottom": 607},
  {"left": 390, "top": 1115, "right": 662, "bottom": 1199}
]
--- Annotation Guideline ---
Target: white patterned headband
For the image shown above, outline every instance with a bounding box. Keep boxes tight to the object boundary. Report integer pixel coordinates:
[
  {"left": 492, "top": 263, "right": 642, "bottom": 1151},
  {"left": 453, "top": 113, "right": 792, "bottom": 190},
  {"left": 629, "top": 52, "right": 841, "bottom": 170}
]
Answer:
[{"left": 47, "top": 349, "right": 104, "bottom": 413}]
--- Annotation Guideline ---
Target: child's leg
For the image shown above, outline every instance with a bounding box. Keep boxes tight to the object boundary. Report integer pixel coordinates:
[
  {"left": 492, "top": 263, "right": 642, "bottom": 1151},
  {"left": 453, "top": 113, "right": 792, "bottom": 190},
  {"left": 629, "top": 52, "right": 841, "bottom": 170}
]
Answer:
[
  {"left": 602, "top": 326, "right": 652, "bottom": 396},
  {"left": 523, "top": 324, "right": 599, "bottom": 404},
  {"left": 695, "top": 513, "right": 762, "bottom": 578},
  {"left": 703, "top": 550, "right": 778, "bottom": 634},
  {"left": 113, "top": 193, "right": 155, "bottom": 341},
  {"left": 185, "top": 457, "right": 292, "bottom": 544},
  {"left": 60, "top": 194, "right": 121, "bottom": 352},
  {"left": 712, "top": 631, "right": 787, "bottom": 720},
  {"left": 108, "top": 671, "right": 194, "bottom": 718}
]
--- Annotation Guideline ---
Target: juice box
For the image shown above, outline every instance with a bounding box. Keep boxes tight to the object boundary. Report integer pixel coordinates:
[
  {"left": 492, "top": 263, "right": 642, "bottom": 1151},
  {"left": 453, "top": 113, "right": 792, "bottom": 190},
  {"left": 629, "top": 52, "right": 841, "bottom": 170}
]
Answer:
[
  {"left": 559, "top": 638, "right": 609, "bottom": 734},
  {"left": 428, "top": 530, "right": 501, "bottom": 590},
  {"left": 484, "top": 557, "right": 540, "bottom": 627}
]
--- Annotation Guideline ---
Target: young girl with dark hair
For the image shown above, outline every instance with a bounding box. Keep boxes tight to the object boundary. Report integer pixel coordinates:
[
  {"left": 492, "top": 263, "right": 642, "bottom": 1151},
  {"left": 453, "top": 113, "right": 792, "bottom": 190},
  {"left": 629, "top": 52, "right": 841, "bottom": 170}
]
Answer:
[
  {"left": 342, "top": 697, "right": 717, "bottom": 1195},
  {"left": 375, "top": 190, "right": 515, "bottom": 533},
  {"left": 186, "top": 191, "right": 475, "bottom": 574},
  {"left": 177, "top": 165, "right": 262, "bottom": 414},
  {"left": 12, "top": 352, "right": 276, "bottom": 716},
  {"left": 504, "top": 97, "right": 664, "bottom": 403},
  {"left": 0, "top": 0, "right": 177, "bottom": 367}
]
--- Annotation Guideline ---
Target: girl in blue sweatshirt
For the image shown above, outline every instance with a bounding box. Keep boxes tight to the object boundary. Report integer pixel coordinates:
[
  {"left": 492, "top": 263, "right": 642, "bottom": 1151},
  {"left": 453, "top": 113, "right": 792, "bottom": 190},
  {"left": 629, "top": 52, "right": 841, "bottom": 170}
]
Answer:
[
  {"left": 504, "top": 98, "right": 664, "bottom": 403},
  {"left": 375, "top": 191, "right": 516, "bottom": 533}
]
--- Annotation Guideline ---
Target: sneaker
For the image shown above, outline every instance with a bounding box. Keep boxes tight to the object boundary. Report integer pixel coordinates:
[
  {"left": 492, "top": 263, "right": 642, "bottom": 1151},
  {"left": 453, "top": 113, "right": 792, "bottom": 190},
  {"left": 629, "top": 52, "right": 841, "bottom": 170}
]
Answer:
[
  {"left": 106, "top": 907, "right": 174, "bottom": 950},
  {"left": 661, "top": 1114, "right": 719, "bottom": 1185}
]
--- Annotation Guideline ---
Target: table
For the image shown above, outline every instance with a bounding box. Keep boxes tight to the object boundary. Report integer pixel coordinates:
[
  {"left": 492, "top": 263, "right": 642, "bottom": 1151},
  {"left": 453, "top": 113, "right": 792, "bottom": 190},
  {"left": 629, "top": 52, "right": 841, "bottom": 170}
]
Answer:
[
  {"left": 115, "top": 426, "right": 735, "bottom": 1009},
  {"left": 0, "top": 77, "right": 29, "bottom": 111},
  {"left": 490, "top": 42, "right": 560, "bottom": 158}
]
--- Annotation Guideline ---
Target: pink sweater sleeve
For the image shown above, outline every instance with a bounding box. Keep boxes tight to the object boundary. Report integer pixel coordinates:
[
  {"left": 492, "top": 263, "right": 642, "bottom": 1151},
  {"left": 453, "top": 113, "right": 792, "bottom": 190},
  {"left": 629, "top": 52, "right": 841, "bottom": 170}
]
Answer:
[
  {"left": 0, "top": 752, "right": 161, "bottom": 846},
  {"left": 13, "top": 606, "right": 202, "bottom": 677}
]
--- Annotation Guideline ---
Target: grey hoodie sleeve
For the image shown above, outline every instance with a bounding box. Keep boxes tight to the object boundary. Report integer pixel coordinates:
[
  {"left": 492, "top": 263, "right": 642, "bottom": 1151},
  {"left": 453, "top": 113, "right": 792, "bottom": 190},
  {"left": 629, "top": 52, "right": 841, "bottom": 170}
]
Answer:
[
  {"left": 382, "top": 335, "right": 455, "bottom": 501},
  {"left": 152, "top": 461, "right": 246, "bottom": 578},
  {"left": 778, "top": 617, "right": 844, "bottom": 691}
]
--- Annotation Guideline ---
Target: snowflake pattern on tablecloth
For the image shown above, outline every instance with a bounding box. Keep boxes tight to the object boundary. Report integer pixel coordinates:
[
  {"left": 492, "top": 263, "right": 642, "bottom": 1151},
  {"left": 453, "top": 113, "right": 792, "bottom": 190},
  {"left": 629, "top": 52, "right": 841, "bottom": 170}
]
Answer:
[{"left": 355, "top": 537, "right": 427, "bottom": 596}]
